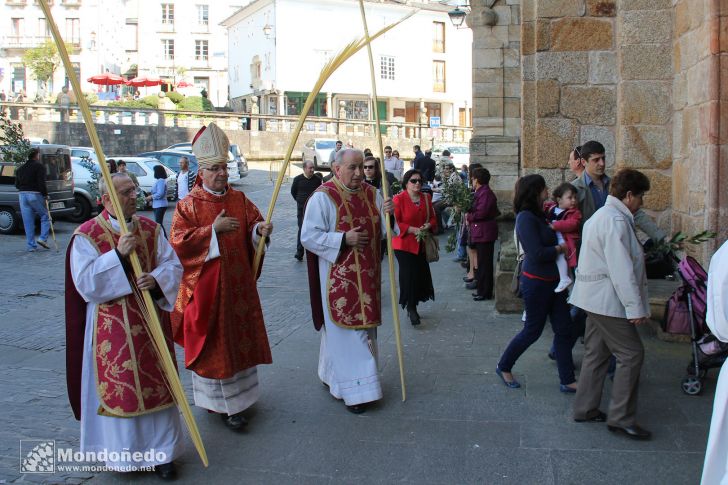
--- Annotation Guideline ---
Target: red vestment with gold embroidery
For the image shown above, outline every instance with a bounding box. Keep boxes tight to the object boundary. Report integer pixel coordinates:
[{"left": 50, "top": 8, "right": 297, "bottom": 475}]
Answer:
[
  {"left": 66, "top": 212, "right": 175, "bottom": 418},
  {"left": 317, "top": 180, "right": 382, "bottom": 329},
  {"left": 170, "top": 185, "right": 272, "bottom": 379}
]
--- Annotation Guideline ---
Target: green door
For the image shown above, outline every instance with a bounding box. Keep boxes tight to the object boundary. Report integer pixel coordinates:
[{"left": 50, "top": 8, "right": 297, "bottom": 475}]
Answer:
[{"left": 376, "top": 100, "right": 387, "bottom": 134}]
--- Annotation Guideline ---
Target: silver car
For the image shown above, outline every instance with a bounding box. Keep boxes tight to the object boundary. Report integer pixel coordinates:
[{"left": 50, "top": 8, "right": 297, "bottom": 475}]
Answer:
[
  {"left": 302, "top": 139, "right": 337, "bottom": 169},
  {"left": 110, "top": 157, "right": 177, "bottom": 201},
  {"left": 165, "top": 143, "right": 243, "bottom": 181}
]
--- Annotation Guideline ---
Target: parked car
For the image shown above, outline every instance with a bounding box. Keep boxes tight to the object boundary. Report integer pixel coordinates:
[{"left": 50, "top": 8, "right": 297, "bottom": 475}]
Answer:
[
  {"left": 28, "top": 137, "right": 50, "bottom": 144},
  {"left": 302, "top": 139, "right": 337, "bottom": 169},
  {"left": 0, "top": 144, "right": 75, "bottom": 234},
  {"left": 71, "top": 146, "right": 99, "bottom": 163},
  {"left": 164, "top": 143, "right": 246, "bottom": 180},
  {"left": 108, "top": 157, "right": 177, "bottom": 202},
  {"left": 136, "top": 150, "right": 199, "bottom": 189},
  {"left": 433, "top": 145, "right": 470, "bottom": 167},
  {"left": 69, "top": 157, "right": 99, "bottom": 223}
]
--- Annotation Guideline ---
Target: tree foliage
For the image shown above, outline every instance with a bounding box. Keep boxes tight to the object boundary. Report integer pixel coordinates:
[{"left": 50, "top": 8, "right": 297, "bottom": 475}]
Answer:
[
  {"left": 178, "top": 96, "right": 213, "bottom": 112},
  {"left": 0, "top": 111, "right": 31, "bottom": 166},
  {"left": 22, "top": 41, "right": 66, "bottom": 85}
]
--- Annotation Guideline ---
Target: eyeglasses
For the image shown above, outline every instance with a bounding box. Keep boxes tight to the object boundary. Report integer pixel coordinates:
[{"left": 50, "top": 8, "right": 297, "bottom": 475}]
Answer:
[
  {"left": 363, "top": 165, "right": 375, "bottom": 169},
  {"left": 205, "top": 165, "right": 228, "bottom": 173},
  {"left": 409, "top": 179, "right": 422, "bottom": 184}
]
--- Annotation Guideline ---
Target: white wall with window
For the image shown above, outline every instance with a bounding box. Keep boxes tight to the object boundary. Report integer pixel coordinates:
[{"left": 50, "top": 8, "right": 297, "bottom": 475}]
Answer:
[
  {"left": 223, "top": 0, "right": 472, "bottom": 125},
  {"left": 0, "top": 0, "right": 126, "bottom": 100},
  {"left": 129, "top": 0, "right": 241, "bottom": 107}
]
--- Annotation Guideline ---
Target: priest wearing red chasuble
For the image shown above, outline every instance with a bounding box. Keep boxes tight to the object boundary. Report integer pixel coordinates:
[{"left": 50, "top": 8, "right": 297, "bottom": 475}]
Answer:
[
  {"left": 301, "top": 149, "right": 396, "bottom": 414},
  {"left": 65, "top": 173, "right": 183, "bottom": 479},
  {"left": 170, "top": 123, "right": 273, "bottom": 431}
]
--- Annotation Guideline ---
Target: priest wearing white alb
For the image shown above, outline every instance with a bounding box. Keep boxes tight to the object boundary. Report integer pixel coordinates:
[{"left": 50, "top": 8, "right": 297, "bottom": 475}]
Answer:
[
  {"left": 65, "top": 172, "right": 183, "bottom": 480},
  {"left": 301, "top": 148, "right": 396, "bottom": 414},
  {"left": 701, "top": 240, "right": 728, "bottom": 485}
]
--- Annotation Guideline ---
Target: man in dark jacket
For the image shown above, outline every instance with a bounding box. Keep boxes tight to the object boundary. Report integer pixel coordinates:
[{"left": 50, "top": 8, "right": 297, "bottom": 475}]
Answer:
[
  {"left": 414, "top": 150, "right": 436, "bottom": 184},
  {"left": 15, "top": 147, "right": 51, "bottom": 252},
  {"left": 291, "top": 160, "right": 322, "bottom": 260}
]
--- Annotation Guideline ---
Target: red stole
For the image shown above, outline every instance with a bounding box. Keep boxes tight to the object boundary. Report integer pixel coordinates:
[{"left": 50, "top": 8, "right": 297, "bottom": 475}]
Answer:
[
  {"left": 66, "top": 211, "right": 175, "bottom": 419},
  {"left": 318, "top": 180, "right": 382, "bottom": 329},
  {"left": 170, "top": 185, "right": 272, "bottom": 379}
]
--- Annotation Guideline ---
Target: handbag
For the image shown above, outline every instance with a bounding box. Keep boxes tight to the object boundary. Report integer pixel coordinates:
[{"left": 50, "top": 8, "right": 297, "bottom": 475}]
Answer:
[
  {"left": 423, "top": 196, "right": 440, "bottom": 263},
  {"left": 510, "top": 233, "right": 524, "bottom": 297}
]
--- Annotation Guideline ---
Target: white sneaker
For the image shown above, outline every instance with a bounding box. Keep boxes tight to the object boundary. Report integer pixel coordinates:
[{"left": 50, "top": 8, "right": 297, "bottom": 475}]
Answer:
[
  {"left": 554, "top": 277, "right": 572, "bottom": 293},
  {"left": 521, "top": 310, "right": 527, "bottom": 322}
]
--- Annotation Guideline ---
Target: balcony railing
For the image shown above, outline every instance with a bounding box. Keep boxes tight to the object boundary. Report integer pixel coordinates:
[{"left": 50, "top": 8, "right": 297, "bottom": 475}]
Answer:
[
  {"left": 2, "top": 35, "right": 52, "bottom": 49},
  {"left": 6, "top": 0, "right": 27, "bottom": 5},
  {"left": 0, "top": 101, "right": 472, "bottom": 145}
]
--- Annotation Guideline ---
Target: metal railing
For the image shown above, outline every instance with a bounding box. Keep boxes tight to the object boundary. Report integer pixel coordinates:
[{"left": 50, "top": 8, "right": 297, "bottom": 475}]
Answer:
[{"left": 0, "top": 101, "right": 472, "bottom": 143}]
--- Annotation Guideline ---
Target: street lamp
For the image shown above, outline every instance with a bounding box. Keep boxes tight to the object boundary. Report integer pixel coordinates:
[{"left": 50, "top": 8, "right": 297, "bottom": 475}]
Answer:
[{"left": 448, "top": 6, "right": 467, "bottom": 28}]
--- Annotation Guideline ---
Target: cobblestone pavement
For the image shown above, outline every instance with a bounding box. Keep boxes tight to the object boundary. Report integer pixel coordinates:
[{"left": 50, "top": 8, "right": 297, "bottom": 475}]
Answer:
[{"left": 0, "top": 162, "right": 715, "bottom": 484}]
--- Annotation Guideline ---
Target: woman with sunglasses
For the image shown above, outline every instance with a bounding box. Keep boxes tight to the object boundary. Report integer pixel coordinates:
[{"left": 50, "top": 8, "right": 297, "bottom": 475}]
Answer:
[
  {"left": 362, "top": 156, "right": 396, "bottom": 195},
  {"left": 392, "top": 169, "right": 437, "bottom": 326}
]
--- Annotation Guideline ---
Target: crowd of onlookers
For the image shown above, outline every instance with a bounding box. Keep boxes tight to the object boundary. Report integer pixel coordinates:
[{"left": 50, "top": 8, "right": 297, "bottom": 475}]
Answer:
[{"left": 293, "top": 138, "right": 662, "bottom": 441}]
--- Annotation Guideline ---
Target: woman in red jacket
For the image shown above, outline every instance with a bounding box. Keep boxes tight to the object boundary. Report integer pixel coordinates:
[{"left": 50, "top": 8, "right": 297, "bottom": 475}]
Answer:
[{"left": 393, "top": 169, "right": 437, "bottom": 326}]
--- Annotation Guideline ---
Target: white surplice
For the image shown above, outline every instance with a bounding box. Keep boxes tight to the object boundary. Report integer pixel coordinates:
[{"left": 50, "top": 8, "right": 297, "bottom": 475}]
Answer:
[
  {"left": 702, "top": 241, "right": 728, "bottom": 484},
  {"left": 301, "top": 187, "right": 396, "bottom": 406},
  {"left": 186, "top": 185, "right": 269, "bottom": 416},
  {"left": 70, "top": 217, "right": 184, "bottom": 470}
]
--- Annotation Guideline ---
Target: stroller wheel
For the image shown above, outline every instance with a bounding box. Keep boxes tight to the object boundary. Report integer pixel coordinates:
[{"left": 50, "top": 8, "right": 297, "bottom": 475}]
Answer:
[{"left": 682, "top": 376, "right": 703, "bottom": 396}]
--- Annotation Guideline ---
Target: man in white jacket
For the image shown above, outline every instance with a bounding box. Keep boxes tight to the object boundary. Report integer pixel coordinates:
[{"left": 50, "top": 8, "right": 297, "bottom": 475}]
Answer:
[{"left": 570, "top": 169, "right": 652, "bottom": 441}]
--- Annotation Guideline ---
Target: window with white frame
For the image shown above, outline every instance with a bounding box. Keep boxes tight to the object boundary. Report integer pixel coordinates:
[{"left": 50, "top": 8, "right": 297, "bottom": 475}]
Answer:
[
  {"left": 195, "top": 40, "right": 208, "bottom": 61},
  {"left": 380, "top": 55, "right": 395, "bottom": 80},
  {"left": 197, "top": 5, "right": 208, "bottom": 26},
  {"left": 65, "top": 18, "right": 80, "bottom": 45},
  {"left": 161, "top": 3, "right": 174, "bottom": 25},
  {"left": 162, "top": 39, "right": 174, "bottom": 60}
]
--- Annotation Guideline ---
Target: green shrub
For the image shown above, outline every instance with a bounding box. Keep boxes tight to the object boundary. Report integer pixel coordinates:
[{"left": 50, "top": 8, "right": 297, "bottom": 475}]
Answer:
[
  {"left": 141, "top": 95, "right": 159, "bottom": 109},
  {"left": 166, "top": 91, "right": 184, "bottom": 104},
  {"left": 84, "top": 92, "right": 99, "bottom": 105},
  {"left": 108, "top": 100, "right": 150, "bottom": 109},
  {"left": 177, "top": 96, "right": 214, "bottom": 112}
]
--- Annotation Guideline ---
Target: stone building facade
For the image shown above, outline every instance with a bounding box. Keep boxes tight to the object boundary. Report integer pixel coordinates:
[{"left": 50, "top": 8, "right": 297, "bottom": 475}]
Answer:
[{"left": 470, "top": 0, "right": 728, "bottom": 262}]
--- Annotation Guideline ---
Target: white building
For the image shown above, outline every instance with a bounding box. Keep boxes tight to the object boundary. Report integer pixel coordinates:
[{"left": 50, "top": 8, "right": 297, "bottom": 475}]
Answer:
[
  {"left": 124, "top": 0, "right": 243, "bottom": 107},
  {"left": 0, "top": 0, "right": 126, "bottom": 101},
  {"left": 222, "top": 0, "right": 473, "bottom": 127}
]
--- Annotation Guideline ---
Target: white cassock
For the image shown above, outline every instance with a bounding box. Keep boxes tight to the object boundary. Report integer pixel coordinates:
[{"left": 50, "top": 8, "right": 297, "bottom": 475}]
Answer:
[
  {"left": 301, "top": 188, "right": 396, "bottom": 406},
  {"left": 70, "top": 217, "right": 184, "bottom": 470},
  {"left": 702, "top": 241, "right": 728, "bottom": 484}
]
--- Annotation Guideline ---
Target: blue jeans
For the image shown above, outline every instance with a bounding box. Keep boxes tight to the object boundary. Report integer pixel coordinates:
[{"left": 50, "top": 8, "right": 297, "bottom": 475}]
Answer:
[
  {"left": 498, "top": 276, "right": 576, "bottom": 385},
  {"left": 19, "top": 192, "right": 50, "bottom": 250}
]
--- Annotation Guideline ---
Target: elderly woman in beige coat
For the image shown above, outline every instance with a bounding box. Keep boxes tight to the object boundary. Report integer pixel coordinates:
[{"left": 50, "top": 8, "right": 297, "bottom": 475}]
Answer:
[{"left": 570, "top": 169, "right": 652, "bottom": 441}]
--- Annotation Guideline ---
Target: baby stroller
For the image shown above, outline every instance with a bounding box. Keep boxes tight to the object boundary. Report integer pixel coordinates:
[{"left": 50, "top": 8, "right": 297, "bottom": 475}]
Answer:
[{"left": 663, "top": 256, "right": 728, "bottom": 395}]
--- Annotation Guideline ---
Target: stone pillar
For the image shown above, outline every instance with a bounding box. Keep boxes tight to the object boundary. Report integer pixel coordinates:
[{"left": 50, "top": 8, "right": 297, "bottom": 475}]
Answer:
[
  {"left": 250, "top": 96, "right": 259, "bottom": 132},
  {"left": 616, "top": 0, "right": 673, "bottom": 239},
  {"left": 278, "top": 94, "right": 286, "bottom": 117},
  {"left": 326, "top": 92, "right": 332, "bottom": 118},
  {"left": 469, "top": 0, "right": 520, "bottom": 211}
]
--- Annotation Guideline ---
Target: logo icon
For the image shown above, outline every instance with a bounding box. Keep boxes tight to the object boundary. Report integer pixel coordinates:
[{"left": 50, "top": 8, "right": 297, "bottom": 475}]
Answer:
[{"left": 20, "top": 440, "right": 55, "bottom": 473}]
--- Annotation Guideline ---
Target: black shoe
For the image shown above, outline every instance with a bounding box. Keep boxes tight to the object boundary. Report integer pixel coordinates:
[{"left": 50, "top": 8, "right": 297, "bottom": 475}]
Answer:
[
  {"left": 346, "top": 404, "right": 367, "bottom": 414},
  {"left": 460, "top": 261, "right": 469, "bottom": 269},
  {"left": 574, "top": 410, "right": 607, "bottom": 423},
  {"left": 473, "top": 295, "right": 486, "bottom": 301},
  {"left": 155, "top": 462, "right": 177, "bottom": 481},
  {"left": 294, "top": 253, "right": 303, "bottom": 261},
  {"left": 465, "top": 281, "right": 477, "bottom": 290},
  {"left": 221, "top": 412, "right": 248, "bottom": 430},
  {"left": 408, "top": 310, "right": 421, "bottom": 326},
  {"left": 547, "top": 352, "right": 556, "bottom": 361},
  {"left": 607, "top": 424, "right": 652, "bottom": 440},
  {"left": 463, "top": 276, "right": 474, "bottom": 282}
]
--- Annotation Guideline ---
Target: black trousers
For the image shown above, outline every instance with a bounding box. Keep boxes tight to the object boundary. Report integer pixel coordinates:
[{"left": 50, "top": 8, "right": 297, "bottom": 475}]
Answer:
[
  {"left": 474, "top": 241, "right": 495, "bottom": 298},
  {"left": 296, "top": 209, "right": 304, "bottom": 257}
]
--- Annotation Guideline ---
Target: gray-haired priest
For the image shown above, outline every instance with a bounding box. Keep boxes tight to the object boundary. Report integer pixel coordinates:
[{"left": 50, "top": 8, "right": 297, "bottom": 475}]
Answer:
[
  {"left": 170, "top": 122, "right": 274, "bottom": 431},
  {"left": 65, "top": 172, "right": 183, "bottom": 480},
  {"left": 301, "top": 148, "right": 396, "bottom": 414}
]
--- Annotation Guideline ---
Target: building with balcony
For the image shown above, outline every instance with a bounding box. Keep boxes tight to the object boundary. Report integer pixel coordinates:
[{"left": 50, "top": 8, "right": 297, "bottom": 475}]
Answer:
[
  {"left": 125, "top": 0, "right": 242, "bottom": 107},
  {"left": 221, "top": 0, "right": 473, "bottom": 127},
  {"left": 0, "top": 0, "right": 126, "bottom": 100}
]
